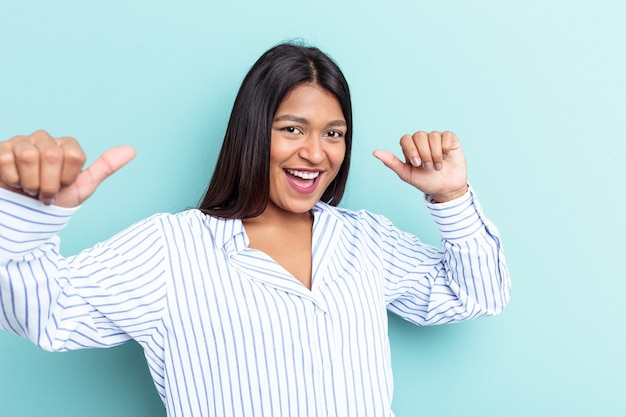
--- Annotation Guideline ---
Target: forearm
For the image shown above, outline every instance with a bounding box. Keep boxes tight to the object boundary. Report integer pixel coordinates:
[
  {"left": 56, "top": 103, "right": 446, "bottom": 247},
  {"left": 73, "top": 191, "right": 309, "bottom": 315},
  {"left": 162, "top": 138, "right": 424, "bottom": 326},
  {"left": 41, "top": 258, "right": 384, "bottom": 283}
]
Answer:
[
  {"left": 427, "top": 186, "right": 511, "bottom": 318},
  {"left": 0, "top": 188, "right": 72, "bottom": 343},
  {"left": 385, "top": 186, "right": 510, "bottom": 325},
  {"left": 0, "top": 188, "right": 164, "bottom": 351}
]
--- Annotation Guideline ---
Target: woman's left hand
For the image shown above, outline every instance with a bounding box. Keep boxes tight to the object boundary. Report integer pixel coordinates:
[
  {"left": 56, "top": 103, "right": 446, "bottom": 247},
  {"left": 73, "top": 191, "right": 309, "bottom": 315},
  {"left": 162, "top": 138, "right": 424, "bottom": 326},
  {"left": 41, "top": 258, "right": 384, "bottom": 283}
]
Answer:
[{"left": 373, "top": 131, "right": 468, "bottom": 203}]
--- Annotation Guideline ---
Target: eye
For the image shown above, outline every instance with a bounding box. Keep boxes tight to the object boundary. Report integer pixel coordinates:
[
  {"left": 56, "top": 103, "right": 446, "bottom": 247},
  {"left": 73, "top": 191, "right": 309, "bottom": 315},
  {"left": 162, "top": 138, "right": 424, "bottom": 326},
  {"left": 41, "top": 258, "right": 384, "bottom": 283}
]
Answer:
[
  {"left": 280, "top": 126, "right": 303, "bottom": 135},
  {"left": 325, "top": 130, "right": 345, "bottom": 139}
]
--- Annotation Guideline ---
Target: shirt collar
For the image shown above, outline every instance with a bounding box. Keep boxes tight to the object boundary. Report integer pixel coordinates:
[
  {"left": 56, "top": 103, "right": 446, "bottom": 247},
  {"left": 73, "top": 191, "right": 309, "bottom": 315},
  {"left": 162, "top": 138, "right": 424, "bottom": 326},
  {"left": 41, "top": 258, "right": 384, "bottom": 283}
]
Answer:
[
  {"left": 203, "top": 201, "right": 345, "bottom": 256},
  {"left": 203, "top": 214, "right": 248, "bottom": 255}
]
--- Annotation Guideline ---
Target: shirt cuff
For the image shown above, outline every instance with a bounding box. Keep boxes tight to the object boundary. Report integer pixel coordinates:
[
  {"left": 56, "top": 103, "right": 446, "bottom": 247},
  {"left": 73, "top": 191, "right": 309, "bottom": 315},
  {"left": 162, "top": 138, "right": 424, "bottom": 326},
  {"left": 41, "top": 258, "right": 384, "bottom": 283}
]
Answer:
[
  {"left": 424, "top": 185, "right": 486, "bottom": 242},
  {"left": 0, "top": 187, "right": 78, "bottom": 260}
]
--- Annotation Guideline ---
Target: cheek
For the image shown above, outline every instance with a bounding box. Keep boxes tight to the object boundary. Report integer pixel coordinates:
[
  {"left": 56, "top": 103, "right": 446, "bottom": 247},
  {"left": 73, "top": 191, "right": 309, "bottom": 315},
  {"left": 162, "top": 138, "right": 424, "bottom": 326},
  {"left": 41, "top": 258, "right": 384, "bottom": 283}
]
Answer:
[
  {"left": 269, "top": 137, "right": 297, "bottom": 164},
  {"left": 331, "top": 145, "right": 347, "bottom": 168}
]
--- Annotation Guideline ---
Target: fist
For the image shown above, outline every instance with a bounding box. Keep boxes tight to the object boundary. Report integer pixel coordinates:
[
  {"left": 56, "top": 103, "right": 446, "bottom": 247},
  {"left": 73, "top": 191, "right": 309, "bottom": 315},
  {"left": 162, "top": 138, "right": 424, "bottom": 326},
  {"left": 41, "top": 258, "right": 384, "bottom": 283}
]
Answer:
[
  {"left": 373, "top": 131, "right": 468, "bottom": 203},
  {"left": 0, "top": 130, "right": 135, "bottom": 207},
  {"left": 0, "top": 130, "right": 86, "bottom": 205}
]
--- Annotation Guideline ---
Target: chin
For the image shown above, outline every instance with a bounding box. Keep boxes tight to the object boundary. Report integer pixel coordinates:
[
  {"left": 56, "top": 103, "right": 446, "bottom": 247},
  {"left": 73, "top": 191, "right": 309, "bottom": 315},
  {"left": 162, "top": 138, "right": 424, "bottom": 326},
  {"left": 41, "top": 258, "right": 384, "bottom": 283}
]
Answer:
[
  {"left": 287, "top": 203, "right": 317, "bottom": 214},
  {"left": 275, "top": 198, "right": 319, "bottom": 215}
]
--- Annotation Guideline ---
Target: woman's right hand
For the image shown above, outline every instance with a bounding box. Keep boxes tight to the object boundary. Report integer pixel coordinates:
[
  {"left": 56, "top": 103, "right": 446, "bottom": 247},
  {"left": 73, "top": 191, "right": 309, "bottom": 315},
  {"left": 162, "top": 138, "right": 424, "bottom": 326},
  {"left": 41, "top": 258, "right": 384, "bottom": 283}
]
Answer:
[{"left": 0, "top": 130, "right": 136, "bottom": 208}]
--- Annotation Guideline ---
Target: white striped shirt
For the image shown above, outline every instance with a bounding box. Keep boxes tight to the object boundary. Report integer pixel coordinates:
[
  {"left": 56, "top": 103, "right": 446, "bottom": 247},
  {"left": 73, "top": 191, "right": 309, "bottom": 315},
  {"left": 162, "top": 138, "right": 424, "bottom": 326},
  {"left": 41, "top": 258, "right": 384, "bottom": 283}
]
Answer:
[{"left": 0, "top": 186, "right": 510, "bottom": 417}]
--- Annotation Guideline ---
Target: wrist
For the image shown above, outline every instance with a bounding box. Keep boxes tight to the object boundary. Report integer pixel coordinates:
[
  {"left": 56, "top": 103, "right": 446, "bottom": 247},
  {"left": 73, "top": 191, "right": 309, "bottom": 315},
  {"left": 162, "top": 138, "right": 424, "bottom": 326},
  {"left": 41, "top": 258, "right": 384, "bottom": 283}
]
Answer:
[{"left": 430, "top": 184, "right": 469, "bottom": 203}]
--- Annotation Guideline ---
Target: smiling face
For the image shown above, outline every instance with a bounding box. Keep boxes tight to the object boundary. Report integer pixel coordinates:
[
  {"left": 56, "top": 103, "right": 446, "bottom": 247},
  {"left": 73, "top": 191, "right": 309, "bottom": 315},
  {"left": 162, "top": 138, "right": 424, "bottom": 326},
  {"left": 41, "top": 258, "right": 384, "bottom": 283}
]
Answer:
[{"left": 266, "top": 83, "right": 347, "bottom": 218}]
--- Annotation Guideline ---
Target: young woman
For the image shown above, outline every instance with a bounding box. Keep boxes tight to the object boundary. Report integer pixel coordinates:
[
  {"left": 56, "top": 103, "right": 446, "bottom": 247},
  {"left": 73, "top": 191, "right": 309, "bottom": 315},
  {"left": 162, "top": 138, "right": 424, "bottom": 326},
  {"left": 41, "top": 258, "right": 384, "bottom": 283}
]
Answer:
[{"left": 0, "top": 43, "right": 510, "bottom": 416}]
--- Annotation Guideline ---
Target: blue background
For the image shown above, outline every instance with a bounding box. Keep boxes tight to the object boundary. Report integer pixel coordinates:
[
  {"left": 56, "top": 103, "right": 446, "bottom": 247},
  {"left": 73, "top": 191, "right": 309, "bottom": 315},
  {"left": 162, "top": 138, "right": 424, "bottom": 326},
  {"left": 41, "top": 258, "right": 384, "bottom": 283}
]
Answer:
[{"left": 1, "top": 0, "right": 624, "bottom": 416}]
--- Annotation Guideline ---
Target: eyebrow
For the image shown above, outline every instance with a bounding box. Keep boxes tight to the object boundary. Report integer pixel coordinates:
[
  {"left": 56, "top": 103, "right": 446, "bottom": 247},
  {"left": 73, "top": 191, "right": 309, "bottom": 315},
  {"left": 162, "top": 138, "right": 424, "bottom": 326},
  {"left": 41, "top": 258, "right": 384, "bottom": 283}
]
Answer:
[{"left": 274, "top": 114, "right": 347, "bottom": 128}]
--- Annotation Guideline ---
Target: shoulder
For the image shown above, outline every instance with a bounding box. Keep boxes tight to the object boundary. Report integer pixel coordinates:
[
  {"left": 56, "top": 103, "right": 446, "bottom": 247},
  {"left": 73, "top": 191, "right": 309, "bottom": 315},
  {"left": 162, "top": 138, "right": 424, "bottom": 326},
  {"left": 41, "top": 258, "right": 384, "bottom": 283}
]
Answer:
[
  {"left": 139, "top": 209, "right": 204, "bottom": 229},
  {"left": 138, "top": 209, "right": 215, "bottom": 240},
  {"left": 313, "top": 202, "right": 396, "bottom": 236},
  {"left": 145, "top": 209, "right": 244, "bottom": 250}
]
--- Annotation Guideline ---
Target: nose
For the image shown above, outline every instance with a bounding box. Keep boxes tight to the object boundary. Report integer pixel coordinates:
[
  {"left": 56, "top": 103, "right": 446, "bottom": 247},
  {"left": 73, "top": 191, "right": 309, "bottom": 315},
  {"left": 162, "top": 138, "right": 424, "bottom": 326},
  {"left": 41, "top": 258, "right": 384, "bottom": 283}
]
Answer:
[{"left": 298, "top": 136, "right": 325, "bottom": 164}]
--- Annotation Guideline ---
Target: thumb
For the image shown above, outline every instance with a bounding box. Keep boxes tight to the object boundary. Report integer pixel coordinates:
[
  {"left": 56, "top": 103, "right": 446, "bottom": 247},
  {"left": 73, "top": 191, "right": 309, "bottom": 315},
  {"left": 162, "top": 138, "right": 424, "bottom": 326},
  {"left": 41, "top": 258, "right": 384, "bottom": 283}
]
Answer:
[
  {"left": 372, "top": 149, "right": 412, "bottom": 183},
  {"left": 59, "top": 146, "right": 136, "bottom": 206},
  {"left": 83, "top": 145, "right": 136, "bottom": 187}
]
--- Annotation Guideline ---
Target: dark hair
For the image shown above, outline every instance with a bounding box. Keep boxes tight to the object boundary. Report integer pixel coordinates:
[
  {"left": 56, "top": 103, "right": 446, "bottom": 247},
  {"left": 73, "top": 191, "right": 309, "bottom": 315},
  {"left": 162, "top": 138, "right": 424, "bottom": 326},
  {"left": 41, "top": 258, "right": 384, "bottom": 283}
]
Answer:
[{"left": 198, "top": 42, "right": 353, "bottom": 219}]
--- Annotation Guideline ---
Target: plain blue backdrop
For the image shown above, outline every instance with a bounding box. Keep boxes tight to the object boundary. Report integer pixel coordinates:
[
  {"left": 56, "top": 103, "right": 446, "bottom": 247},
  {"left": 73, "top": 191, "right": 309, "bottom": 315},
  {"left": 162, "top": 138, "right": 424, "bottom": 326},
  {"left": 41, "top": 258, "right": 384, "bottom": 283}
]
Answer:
[{"left": 1, "top": 0, "right": 624, "bottom": 416}]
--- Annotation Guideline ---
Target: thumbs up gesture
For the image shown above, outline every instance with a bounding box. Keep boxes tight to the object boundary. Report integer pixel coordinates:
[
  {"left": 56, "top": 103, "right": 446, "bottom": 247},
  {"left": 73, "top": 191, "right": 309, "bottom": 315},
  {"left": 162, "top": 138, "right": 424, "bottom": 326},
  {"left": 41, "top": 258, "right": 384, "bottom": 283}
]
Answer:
[
  {"left": 0, "top": 130, "right": 136, "bottom": 207},
  {"left": 373, "top": 131, "right": 468, "bottom": 203}
]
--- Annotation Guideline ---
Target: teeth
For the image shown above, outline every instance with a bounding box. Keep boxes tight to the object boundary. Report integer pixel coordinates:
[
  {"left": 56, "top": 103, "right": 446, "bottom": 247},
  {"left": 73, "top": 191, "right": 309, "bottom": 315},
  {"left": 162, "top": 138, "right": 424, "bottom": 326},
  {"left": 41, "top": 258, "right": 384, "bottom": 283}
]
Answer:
[{"left": 286, "top": 169, "right": 320, "bottom": 180}]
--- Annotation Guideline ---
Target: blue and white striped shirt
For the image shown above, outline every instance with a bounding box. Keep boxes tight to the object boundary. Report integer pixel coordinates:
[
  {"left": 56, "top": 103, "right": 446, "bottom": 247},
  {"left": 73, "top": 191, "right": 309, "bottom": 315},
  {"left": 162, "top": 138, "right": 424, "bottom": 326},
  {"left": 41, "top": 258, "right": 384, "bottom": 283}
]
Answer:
[{"left": 0, "top": 186, "right": 510, "bottom": 416}]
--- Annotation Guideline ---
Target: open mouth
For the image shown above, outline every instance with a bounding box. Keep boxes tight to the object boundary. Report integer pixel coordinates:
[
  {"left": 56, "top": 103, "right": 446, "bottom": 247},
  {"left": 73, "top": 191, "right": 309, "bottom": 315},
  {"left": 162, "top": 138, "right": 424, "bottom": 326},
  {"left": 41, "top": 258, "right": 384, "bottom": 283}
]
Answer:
[{"left": 284, "top": 168, "right": 321, "bottom": 193}]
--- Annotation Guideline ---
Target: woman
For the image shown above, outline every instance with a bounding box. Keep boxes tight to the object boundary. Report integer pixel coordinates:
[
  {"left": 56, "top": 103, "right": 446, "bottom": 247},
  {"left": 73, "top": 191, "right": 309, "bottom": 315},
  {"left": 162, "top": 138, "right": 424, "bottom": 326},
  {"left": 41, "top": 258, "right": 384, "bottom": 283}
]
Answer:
[{"left": 0, "top": 43, "right": 510, "bottom": 416}]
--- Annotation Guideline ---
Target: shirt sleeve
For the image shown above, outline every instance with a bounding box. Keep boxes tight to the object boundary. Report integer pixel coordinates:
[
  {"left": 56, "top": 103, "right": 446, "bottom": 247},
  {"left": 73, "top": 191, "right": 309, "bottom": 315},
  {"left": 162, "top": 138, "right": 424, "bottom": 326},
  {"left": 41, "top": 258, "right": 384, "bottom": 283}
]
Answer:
[
  {"left": 379, "top": 186, "right": 511, "bottom": 325},
  {"left": 0, "top": 188, "right": 168, "bottom": 351}
]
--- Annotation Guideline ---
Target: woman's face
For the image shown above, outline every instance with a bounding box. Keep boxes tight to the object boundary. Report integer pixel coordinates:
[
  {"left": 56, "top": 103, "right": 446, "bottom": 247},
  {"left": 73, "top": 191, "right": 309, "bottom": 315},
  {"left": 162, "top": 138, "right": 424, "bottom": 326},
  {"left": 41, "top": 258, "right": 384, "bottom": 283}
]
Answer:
[{"left": 267, "top": 83, "right": 346, "bottom": 216}]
